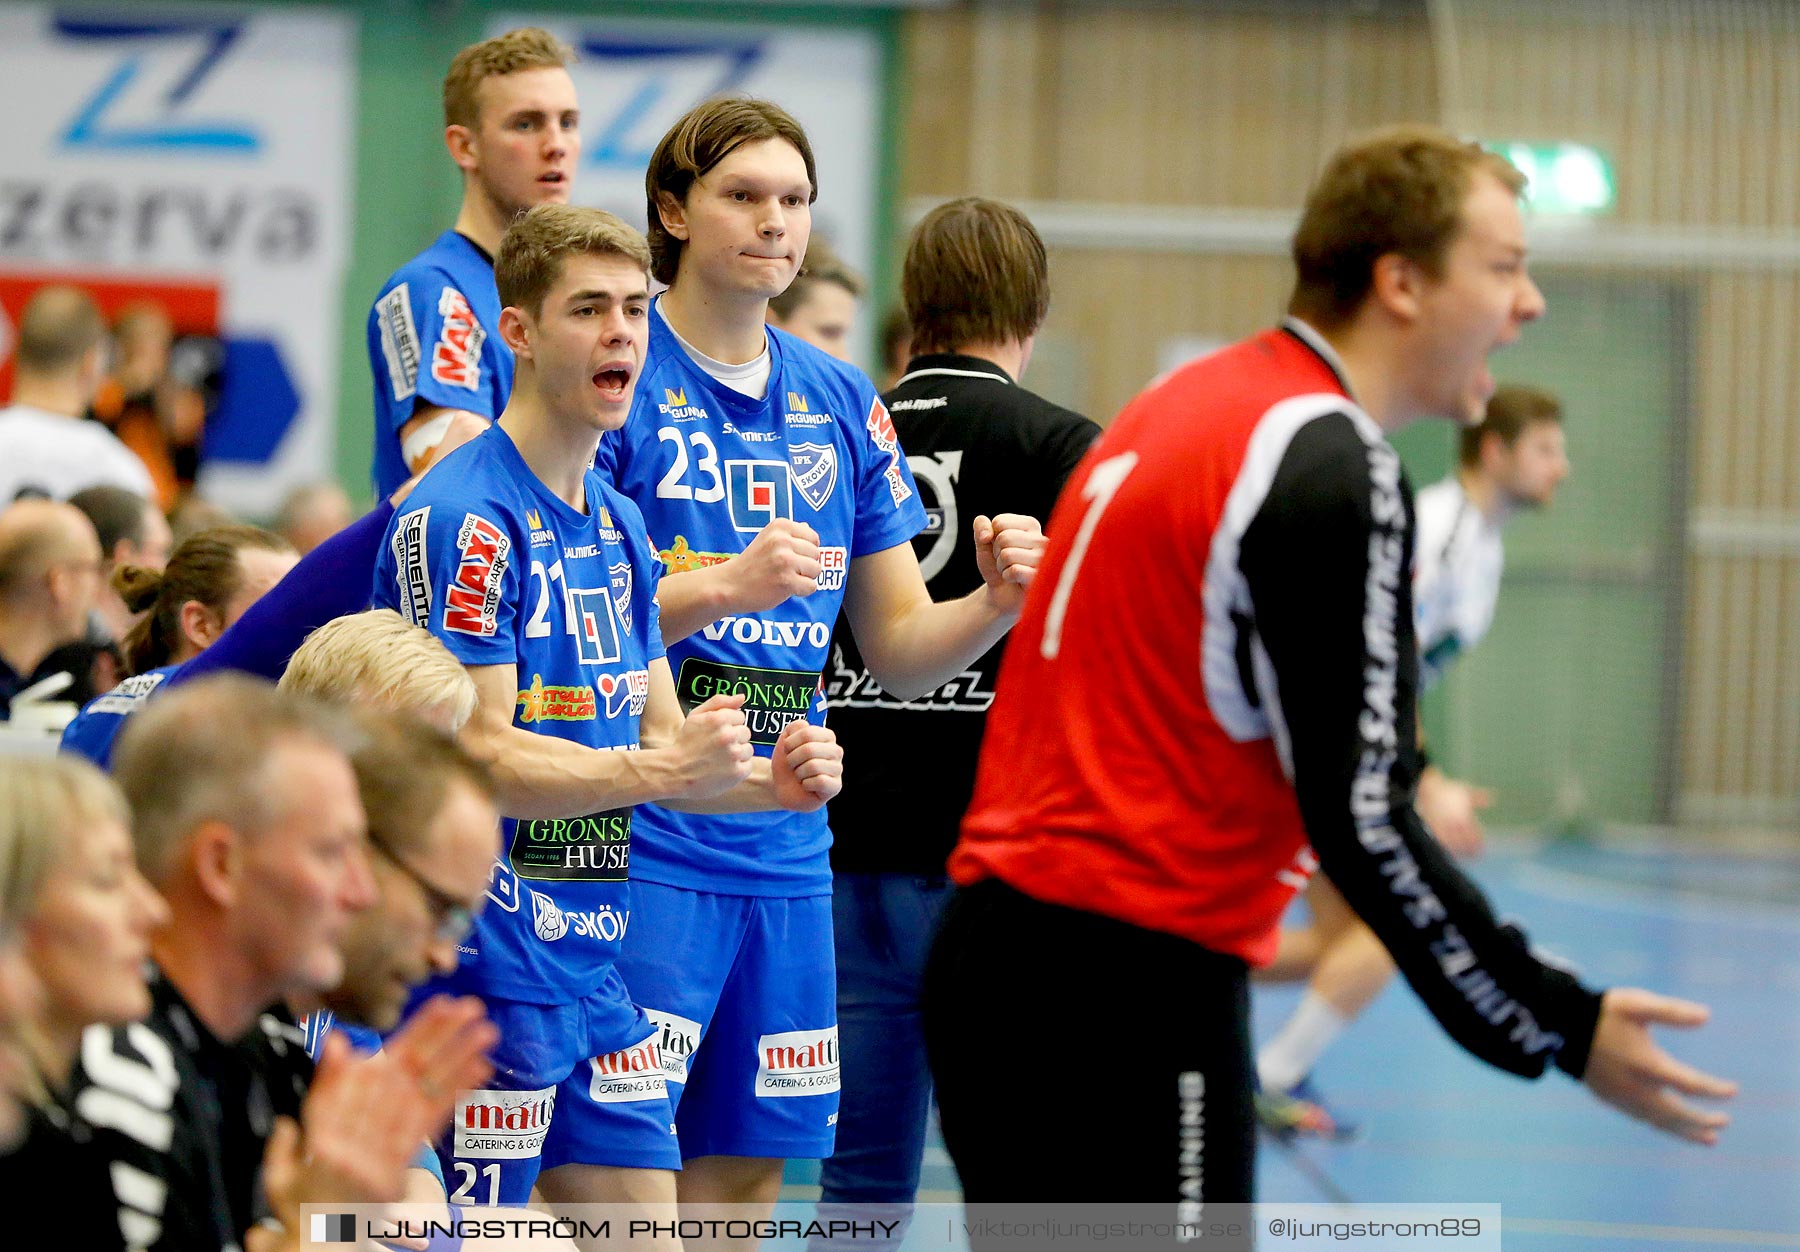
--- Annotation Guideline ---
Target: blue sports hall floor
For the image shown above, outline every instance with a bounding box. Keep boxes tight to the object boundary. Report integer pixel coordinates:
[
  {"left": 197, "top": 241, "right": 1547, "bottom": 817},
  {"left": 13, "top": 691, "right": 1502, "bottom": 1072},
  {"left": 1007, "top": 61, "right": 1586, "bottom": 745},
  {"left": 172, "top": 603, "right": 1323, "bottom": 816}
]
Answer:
[{"left": 781, "top": 839, "right": 1800, "bottom": 1249}]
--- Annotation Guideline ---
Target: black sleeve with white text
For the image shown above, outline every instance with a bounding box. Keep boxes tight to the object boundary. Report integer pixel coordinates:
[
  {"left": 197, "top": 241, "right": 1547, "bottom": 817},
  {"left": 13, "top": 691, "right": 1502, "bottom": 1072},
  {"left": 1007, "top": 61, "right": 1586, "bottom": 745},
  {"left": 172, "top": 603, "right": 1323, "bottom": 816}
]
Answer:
[{"left": 1237, "top": 411, "right": 1604, "bottom": 1080}]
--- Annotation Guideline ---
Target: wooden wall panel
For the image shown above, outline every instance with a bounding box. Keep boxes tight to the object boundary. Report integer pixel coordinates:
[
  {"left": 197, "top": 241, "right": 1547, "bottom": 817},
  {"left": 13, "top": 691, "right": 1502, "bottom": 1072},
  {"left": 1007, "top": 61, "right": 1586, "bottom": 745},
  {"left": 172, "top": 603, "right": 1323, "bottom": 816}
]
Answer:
[
  {"left": 1438, "top": 1, "right": 1800, "bottom": 828},
  {"left": 898, "top": 0, "right": 1800, "bottom": 832}
]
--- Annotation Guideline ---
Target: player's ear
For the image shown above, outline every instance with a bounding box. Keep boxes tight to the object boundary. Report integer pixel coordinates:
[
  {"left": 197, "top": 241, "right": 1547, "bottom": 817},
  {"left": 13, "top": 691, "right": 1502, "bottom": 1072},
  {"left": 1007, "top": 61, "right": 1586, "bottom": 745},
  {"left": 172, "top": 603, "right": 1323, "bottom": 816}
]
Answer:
[
  {"left": 445, "top": 124, "right": 478, "bottom": 174},
  {"left": 499, "top": 305, "right": 533, "bottom": 358},
  {"left": 188, "top": 820, "right": 241, "bottom": 909},
  {"left": 655, "top": 190, "right": 690, "bottom": 242},
  {"left": 1369, "top": 252, "right": 1424, "bottom": 324},
  {"left": 179, "top": 598, "right": 222, "bottom": 651}
]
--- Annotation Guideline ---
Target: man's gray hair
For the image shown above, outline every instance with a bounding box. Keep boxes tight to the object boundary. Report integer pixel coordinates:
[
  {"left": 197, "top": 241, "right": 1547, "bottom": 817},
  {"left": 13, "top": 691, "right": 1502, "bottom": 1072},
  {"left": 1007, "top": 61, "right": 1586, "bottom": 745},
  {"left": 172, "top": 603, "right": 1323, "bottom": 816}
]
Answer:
[{"left": 112, "top": 673, "right": 360, "bottom": 884}]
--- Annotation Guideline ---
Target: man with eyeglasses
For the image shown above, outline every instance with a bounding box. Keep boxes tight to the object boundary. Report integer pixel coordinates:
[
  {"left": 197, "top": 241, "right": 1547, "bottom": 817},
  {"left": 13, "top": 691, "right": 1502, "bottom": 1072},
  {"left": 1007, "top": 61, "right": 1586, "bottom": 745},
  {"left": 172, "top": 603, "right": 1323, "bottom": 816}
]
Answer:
[
  {"left": 316, "top": 714, "right": 500, "bottom": 1050},
  {"left": 280, "top": 713, "right": 500, "bottom": 1208}
]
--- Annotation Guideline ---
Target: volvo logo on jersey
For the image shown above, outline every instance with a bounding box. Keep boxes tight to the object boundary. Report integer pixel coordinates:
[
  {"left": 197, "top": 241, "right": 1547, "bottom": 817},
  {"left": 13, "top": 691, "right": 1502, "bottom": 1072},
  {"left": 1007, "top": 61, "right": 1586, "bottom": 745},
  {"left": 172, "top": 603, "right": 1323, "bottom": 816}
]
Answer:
[
  {"left": 674, "top": 658, "right": 815, "bottom": 745},
  {"left": 508, "top": 809, "right": 630, "bottom": 881}
]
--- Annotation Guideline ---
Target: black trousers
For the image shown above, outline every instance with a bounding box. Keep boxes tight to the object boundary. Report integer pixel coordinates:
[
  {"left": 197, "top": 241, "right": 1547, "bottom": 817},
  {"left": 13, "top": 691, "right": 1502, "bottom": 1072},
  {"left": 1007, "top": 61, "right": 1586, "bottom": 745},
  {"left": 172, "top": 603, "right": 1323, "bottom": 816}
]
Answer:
[{"left": 923, "top": 879, "right": 1256, "bottom": 1208}]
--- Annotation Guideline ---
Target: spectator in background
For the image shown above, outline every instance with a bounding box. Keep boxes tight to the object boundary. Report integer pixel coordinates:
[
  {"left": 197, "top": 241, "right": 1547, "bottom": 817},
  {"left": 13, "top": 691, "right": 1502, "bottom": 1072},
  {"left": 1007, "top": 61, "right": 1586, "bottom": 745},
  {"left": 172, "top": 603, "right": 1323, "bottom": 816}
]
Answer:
[
  {"left": 72, "top": 675, "right": 485, "bottom": 1252},
  {"left": 0, "top": 754, "right": 171, "bottom": 1247},
  {"left": 59, "top": 525, "right": 297, "bottom": 769},
  {"left": 274, "top": 481, "right": 355, "bottom": 555},
  {"left": 168, "top": 496, "right": 237, "bottom": 546},
  {"left": 766, "top": 239, "right": 864, "bottom": 361},
  {"left": 68, "top": 486, "right": 173, "bottom": 645},
  {"left": 2, "top": 693, "right": 496, "bottom": 1251},
  {"left": 91, "top": 302, "right": 190, "bottom": 512},
  {"left": 0, "top": 287, "right": 154, "bottom": 505},
  {"left": 0, "top": 500, "right": 105, "bottom": 720}
]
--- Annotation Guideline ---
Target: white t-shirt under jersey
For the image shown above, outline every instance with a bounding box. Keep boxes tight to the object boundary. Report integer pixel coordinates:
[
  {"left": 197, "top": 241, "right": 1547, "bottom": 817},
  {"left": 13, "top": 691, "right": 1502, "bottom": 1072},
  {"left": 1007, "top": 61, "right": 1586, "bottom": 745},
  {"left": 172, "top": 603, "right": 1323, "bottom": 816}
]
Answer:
[
  {"left": 0, "top": 404, "right": 155, "bottom": 503},
  {"left": 1413, "top": 475, "right": 1503, "bottom": 691}
]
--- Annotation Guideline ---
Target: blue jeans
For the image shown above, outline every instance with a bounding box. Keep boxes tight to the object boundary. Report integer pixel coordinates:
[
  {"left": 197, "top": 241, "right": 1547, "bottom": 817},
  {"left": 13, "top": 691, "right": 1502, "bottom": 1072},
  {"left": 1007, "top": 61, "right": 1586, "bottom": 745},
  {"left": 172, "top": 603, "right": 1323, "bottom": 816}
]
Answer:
[{"left": 818, "top": 872, "right": 955, "bottom": 1208}]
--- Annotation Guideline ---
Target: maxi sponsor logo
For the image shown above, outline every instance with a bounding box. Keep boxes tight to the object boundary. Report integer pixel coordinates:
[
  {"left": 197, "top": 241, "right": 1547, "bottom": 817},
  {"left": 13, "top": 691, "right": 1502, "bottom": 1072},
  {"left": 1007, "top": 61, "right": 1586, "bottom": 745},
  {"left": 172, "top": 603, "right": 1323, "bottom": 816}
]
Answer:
[
  {"left": 588, "top": 1034, "right": 668, "bottom": 1104},
  {"left": 444, "top": 513, "right": 509, "bottom": 638},
  {"left": 431, "top": 287, "right": 484, "bottom": 391},
  {"left": 699, "top": 616, "right": 831, "bottom": 650},
  {"left": 865, "top": 398, "right": 913, "bottom": 508},
  {"left": 674, "top": 658, "right": 816, "bottom": 746},
  {"left": 754, "top": 1026, "right": 840, "bottom": 1097},
  {"left": 508, "top": 809, "right": 630, "bottom": 882},
  {"left": 392, "top": 507, "right": 432, "bottom": 628},
  {"left": 645, "top": 1008, "right": 702, "bottom": 1085},
  {"left": 456, "top": 1086, "right": 555, "bottom": 1159}
]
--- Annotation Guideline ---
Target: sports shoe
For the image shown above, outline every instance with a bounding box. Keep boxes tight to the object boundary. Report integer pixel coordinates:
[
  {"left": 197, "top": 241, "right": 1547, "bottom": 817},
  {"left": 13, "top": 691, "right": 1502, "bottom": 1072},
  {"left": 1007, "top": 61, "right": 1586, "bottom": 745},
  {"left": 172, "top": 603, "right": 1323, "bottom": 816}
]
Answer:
[{"left": 1254, "top": 1076, "right": 1361, "bottom": 1142}]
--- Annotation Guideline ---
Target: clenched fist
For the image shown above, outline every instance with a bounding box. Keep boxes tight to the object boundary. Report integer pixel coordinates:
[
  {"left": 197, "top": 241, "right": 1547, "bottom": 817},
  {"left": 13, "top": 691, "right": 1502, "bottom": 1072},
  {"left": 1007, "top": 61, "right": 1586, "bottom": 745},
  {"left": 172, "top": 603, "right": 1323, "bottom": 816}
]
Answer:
[
  {"left": 724, "top": 519, "right": 823, "bottom": 613},
  {"left": 974, "top": 512, "right": 1047, "bottom": 614}
]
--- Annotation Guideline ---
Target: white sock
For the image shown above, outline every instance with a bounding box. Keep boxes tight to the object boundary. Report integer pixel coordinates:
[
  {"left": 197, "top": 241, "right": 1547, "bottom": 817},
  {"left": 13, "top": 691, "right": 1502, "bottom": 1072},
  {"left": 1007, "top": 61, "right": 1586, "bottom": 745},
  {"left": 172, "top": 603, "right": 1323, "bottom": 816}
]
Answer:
[{"left": 1257, "top": 992, "right": 1350, "bottom": 1094}]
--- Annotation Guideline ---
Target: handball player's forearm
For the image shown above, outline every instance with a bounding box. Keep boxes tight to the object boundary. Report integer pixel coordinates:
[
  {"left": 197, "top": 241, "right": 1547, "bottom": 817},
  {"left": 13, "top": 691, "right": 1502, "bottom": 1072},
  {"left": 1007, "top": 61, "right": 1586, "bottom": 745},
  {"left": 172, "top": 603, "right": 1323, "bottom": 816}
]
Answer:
[
  {"left": 855, "top": 585, "right": 1014, "bottom": 702},
  {"left": 478, "top": 725, "right": 698, "bottom": 819}
]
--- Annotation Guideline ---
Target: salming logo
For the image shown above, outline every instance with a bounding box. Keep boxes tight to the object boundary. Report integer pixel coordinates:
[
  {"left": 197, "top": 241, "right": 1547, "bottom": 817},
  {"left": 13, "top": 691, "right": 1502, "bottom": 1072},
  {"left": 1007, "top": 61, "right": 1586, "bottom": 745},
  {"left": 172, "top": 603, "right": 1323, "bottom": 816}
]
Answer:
[
  {"left": 1350, "top": 442, "right": 1563, "bottom": 1063},
  {"left": 1177, "top": 1070, "right": 1204, "bottom": 1226}
]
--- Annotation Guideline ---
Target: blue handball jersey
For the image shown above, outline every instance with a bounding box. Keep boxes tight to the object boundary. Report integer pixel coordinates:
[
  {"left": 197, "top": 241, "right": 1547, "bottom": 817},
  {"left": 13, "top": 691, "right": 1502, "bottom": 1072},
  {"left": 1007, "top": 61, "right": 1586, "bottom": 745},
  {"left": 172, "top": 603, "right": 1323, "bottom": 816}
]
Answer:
[
  {"left": 367, "top": 230, "right": 514, "bottom": 497},
  {"left": 594, "top": 305, "right": 925, "bottom": 896},
  {"left": 372, "top": 424, "right": 664, "bottom": 1005},
  {"left": 60, "top": 666, "right": 176, "bottom": 769}
]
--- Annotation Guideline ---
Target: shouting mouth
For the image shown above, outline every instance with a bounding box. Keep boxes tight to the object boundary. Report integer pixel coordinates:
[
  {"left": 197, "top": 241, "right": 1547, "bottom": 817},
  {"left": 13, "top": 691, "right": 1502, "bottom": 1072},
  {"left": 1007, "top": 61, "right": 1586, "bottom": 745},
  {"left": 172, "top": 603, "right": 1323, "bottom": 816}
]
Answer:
[{"left": 593, "top": 366, "right": 632, "bottom": 401}]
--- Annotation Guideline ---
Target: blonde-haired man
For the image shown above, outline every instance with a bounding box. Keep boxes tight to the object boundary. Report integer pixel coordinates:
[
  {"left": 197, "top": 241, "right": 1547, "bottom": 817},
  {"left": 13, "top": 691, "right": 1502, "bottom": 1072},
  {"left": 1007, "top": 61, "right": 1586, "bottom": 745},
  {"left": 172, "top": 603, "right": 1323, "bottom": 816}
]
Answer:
[
  {"left": 281, "top": 608, "right": 479, "bottom": 732},
  {"left": 373, "top": 203, "right": 843, "bottom": 1222},
  {"left": 367, "top": 27, "right": 580, "bottom": 497}
]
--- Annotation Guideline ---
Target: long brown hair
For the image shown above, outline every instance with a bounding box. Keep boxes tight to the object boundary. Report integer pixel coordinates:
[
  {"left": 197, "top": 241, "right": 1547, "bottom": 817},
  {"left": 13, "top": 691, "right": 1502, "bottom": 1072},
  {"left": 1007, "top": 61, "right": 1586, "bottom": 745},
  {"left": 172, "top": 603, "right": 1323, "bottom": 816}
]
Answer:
[{"left": 116, "top": 524, "right": 292, "bottom": 675}]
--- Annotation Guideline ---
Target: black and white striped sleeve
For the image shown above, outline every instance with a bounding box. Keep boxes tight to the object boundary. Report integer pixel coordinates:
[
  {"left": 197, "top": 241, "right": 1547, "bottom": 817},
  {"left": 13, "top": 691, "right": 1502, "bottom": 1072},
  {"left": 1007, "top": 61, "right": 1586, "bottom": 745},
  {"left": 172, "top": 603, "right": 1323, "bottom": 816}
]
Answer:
[{"left": 1237, "top": 410, "right": 1604, "bottom": 1080}]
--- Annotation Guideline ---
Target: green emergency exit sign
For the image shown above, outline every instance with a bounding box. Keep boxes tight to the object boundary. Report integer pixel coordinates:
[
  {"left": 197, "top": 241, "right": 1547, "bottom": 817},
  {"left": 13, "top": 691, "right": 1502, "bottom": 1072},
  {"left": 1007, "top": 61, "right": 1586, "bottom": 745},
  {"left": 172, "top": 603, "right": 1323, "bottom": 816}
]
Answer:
[{"left": 1495, "top": 142, "right": 1616, "bottom": 216}]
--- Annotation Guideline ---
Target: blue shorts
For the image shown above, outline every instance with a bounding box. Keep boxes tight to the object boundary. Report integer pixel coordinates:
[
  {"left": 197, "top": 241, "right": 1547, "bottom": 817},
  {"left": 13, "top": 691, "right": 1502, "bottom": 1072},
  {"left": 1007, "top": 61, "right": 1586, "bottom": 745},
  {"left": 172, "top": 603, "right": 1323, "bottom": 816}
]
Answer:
[
  {"left": 434, "top": 970, "right": 682, "bottom": 1205},
  {"left": 614, "top": 881, "right": 838, "bottom": 1160}
]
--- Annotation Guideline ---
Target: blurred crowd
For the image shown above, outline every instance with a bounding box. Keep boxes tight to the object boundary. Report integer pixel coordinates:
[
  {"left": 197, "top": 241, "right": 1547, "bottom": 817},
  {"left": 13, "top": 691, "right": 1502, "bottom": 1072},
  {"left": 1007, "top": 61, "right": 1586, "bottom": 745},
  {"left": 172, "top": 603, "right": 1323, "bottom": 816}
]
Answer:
[{"left": 0, "top": 284, "right": 357, "bottom": 731}]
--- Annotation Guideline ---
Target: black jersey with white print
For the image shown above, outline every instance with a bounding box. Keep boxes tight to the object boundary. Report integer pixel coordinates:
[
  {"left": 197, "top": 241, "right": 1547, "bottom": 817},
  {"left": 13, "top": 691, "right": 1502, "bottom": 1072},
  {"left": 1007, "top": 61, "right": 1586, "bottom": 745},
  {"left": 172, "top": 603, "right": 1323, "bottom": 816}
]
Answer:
[
  {"left": 824, "top": 353, "right": 1100, "bottom": 875},
  {"left": 62, "top": 969, "right": 312, "bottom": 1252}
]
